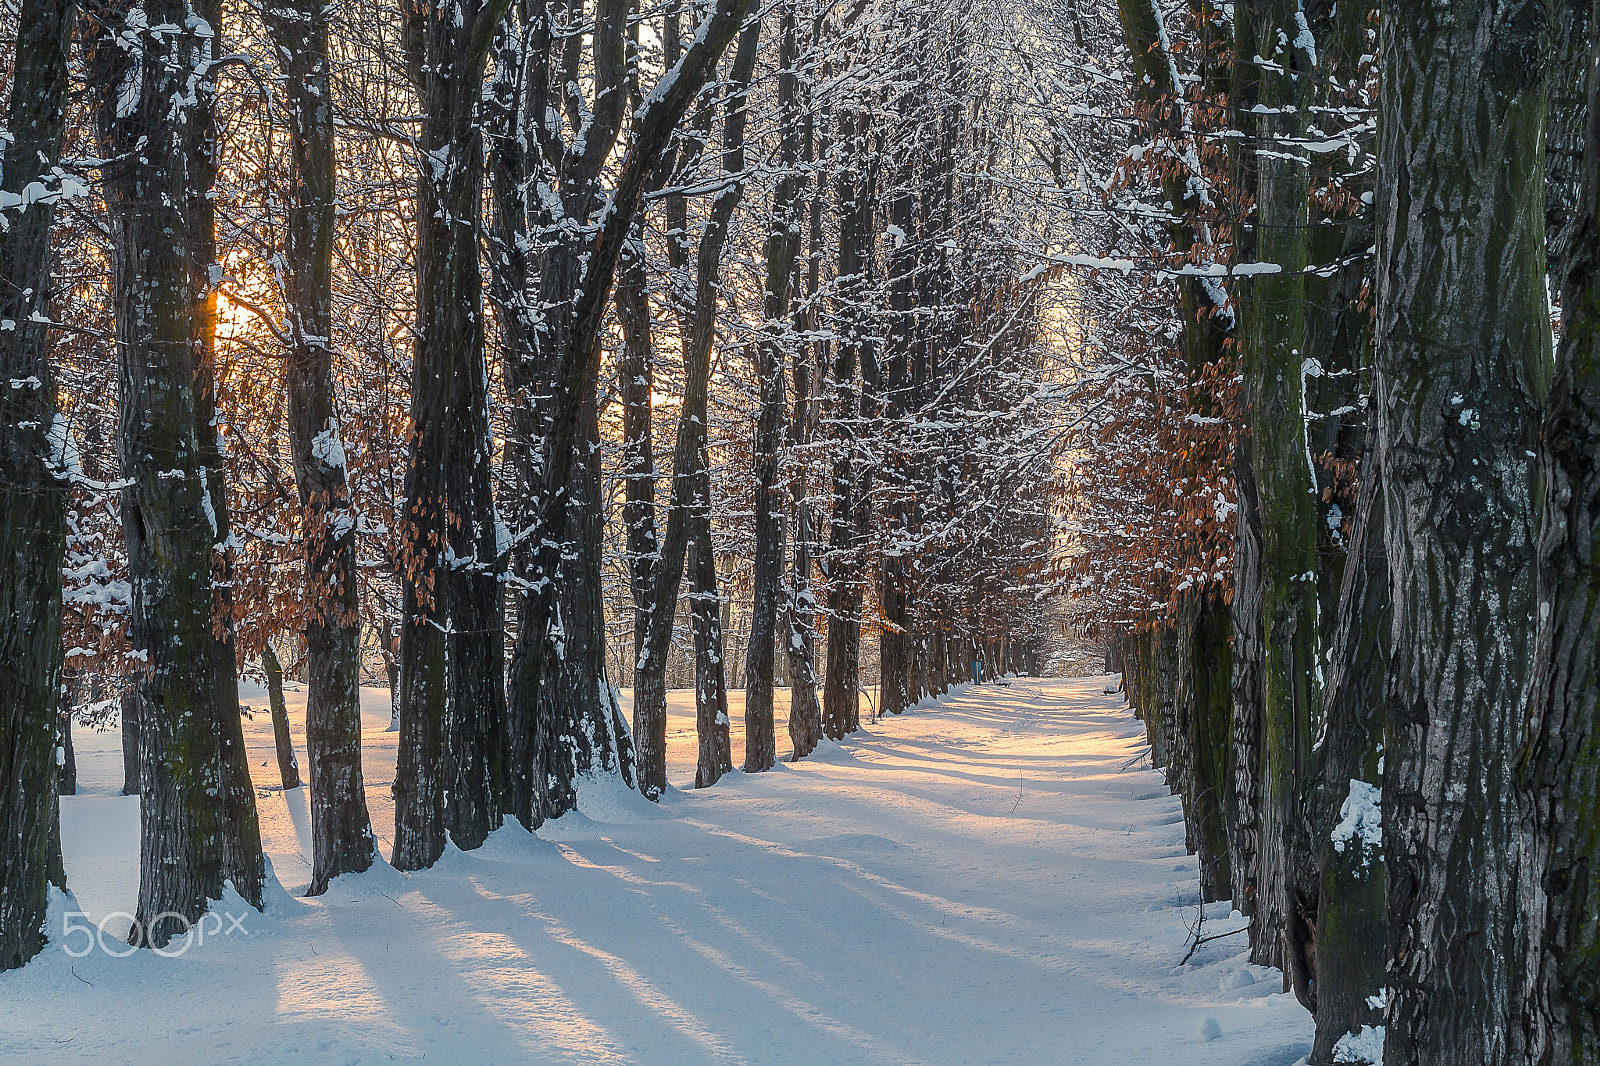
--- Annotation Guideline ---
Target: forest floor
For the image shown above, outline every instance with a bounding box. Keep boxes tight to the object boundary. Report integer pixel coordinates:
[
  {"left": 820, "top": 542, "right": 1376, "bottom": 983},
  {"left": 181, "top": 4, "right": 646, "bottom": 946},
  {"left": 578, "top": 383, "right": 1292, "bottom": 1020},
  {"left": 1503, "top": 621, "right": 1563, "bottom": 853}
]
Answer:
[{"left": 2, "top": 676, "right": 1311, "bottom": 1065}]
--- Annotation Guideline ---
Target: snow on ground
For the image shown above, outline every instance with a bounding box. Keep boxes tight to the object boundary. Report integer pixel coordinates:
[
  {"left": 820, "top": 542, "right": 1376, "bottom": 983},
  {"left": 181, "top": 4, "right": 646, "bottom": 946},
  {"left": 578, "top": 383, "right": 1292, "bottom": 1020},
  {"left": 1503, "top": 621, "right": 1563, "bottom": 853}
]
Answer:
[{"left": 2, "top": 676, "right": 1311, "bottom": 1065}]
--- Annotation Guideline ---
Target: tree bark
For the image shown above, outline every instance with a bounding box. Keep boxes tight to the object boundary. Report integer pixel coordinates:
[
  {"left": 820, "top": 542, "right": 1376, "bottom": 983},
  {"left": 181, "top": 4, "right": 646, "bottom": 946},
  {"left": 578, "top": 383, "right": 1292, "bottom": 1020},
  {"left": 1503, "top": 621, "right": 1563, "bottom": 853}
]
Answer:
[
  {"left": 615, "top": 220, "right": 662, "bottom": 785},
  {"left": 262, "top": 0, "right": 375, "bottom": 892},
  {"left": 56, "top": 711, "right": 76, "bottom": 798},
  {"left": 493, "top": 0, "right": 756, "bottom": 806},
  {"left": 631, "top": 16, "right": 763, "bottom": 795},
  {"left": 685, "top": 21, "right": 758, "bottom": 789},
  {"left": 785, "top": 44, "right": 827, "bottom": 758},
  {"left": 1518, "top": 4, "right": 1600, "bottom": 1061},
  {"left": 393, "top": 0, "right": 512, "bottom": 868},
  {"left": 744, "top": 0, "right": 803, "bottom": 773},
  {"left": 1374, "top": 0, "right": 1550, "bottom": 1055},
  {"left": 90, "top": 0, "right": 267, "bottom": 943},
  {"left": 1231, "top": 443, "right": 1266, "bottom": 924},
  {"left": 878, "top": 28, "right": 920, "bottom": 720},
  {"left": 0, "top": 0, "right": 75, "bottom": 972},
  {"left": 1177, "top": 597, "right": 1233, "bottom": 903},
  {"left": 262, "top": 646, "right": 301, "bottom": 791},
  {"left": 1547, "top": 0, "right": 1591, "bottom": 283},
  {"left": 1233, "top": 0, "right": 1324, "bottom": 975},
  {"left": 1308, "top": 442, "right": 1388, "bottom": 1064},
  {"left": 120, "top": 690, "right": 140, "bottom": 796},
  {"left": 689, "top": 527, "right": 734, "bottom": 786},
  {"left": 822, "top": 93, "right": 875, "bottom": 742}
]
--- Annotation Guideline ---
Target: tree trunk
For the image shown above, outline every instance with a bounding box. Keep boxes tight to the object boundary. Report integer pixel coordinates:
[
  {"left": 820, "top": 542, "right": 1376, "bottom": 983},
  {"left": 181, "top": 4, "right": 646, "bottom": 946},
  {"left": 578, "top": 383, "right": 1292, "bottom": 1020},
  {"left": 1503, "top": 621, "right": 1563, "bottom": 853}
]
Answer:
[
  {"left": 1177, "top": 598, "right": 1233, "bottom": 903},
  {"left": 690, "top": 527, "right": 735, "bottom": 787},
  {"left": 616, "top": 220, "right": 663, "bottom": 791},
  {"left": 382, "top": 622, "right": 400, "bottom": 733},
  {"left": 1232, "top": 0, "right": 1324, "bottom": 975},
  {"left": 438, "top": 43, "right": 509, "bottom": 856},
  {"left": 878, "top": 24, "right": 924, "bottom": 719},
  {"left": 1374, "top": 0, "right": 1550, "bottom": 1054},
  {"left": 120, "top": 690, "right": 141, "bottom": 796},
  {"left": 785, "top": 53, "right": 826, "bottom": 759},
  {"left": 822, "top": 96, "right": 875, "bottom": 742},
  {"left": 262, "top": 646, "right": 302, "bottom": 791},
  {"left": 443, "top": 319, "right": 509, "bottom": 851},
  {"left": 785, "top": 481, "right": 823, "bottom": 758},
  {"left": 631, "top": 16, "right": 763, "bottom": 796},
  {"left": 56, "top": 711, "right": 76, "bottom": 798},
  {"left": 262, "top": 0, "right": 375, "bottom": 892},
  {"left": 744, "top": 0, "right": 803, "bottom": 773},
  {"left": 393, "top": 0, "right": 511, "bottom": 867},
  {"left": 91, "top": 0, "right": 267, "bottom": 946},
  {"left": 1231, "top": 445, "right": 1266, "bottom": 926},
  {"left": 1547, "top": 0, "right": 1592, "bottom": 284},
  {"left": 499, "top": 0, "right": 739, "bottom": 819},
  {"left": 1308, "top": 442, "right": 1388, "bottom": 1064},
  {"left": 0, "top": 0, "right": 75, "bottom": 972},
  {"left": 682, "top": 21, "right": 758, "bottom": 789},
  {"left": 1518, "top": 6, "right": 1600, "bottom": 1061}
]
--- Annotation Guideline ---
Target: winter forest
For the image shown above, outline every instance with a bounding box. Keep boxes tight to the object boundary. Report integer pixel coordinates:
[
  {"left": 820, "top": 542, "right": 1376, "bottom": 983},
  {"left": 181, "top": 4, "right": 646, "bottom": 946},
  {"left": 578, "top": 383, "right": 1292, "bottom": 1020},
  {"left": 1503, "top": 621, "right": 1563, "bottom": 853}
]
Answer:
[{"left": 0, "top": 0, "right": 1592, "bottom": 1057}]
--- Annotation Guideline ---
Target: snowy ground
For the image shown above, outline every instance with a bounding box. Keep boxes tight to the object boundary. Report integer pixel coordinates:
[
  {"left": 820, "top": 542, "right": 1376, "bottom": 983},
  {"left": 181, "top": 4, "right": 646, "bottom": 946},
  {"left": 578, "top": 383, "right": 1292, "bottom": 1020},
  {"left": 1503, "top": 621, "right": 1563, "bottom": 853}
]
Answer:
[{"left": 2, "top": 676, "right": 1311, "bottom": 1065}]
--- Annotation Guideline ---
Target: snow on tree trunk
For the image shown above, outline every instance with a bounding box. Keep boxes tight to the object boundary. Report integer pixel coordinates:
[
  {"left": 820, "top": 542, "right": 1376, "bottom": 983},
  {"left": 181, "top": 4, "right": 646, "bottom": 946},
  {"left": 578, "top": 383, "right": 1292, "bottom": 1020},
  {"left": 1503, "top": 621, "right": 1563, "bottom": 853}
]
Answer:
[
  {"left": 91, "top": 0, "right": 267, "bottom": 942},
  {"left": 0, "top": 0, "right": 74, "bottom": 963},
  {"left": 1310, "top": 441, "right": 1388, "bottom": 1064},
  {"left": 263, "top": 0, "right": 375, "bottom": 893},
  {"left": 744, "top": 0, "right": 802, "bottom": 772},
  {"left": 393, "top": 0, "right": 513, "bottom": 868}
]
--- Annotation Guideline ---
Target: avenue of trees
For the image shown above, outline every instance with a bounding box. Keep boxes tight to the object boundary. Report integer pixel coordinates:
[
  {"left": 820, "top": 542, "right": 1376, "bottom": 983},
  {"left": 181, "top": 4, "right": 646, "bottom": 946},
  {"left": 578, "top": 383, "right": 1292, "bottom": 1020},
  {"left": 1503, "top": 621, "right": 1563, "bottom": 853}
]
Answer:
[
  {"left": 5, "top": 0, "right": 1599, "bottom": 1060},
  {"left": 1065, "top": 0, "right": 1600, "bottom": 1060},
  {"left": 0, "top": 0, "right": 1062, "bottom": 969}
]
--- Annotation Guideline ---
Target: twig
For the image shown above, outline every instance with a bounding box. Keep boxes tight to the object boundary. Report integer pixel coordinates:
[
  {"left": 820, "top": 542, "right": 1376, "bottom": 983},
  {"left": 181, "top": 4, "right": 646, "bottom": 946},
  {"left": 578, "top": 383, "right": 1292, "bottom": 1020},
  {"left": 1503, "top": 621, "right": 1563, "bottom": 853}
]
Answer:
[{"left": 1179, "top": 925, "right": 1248, "bottom": 966}]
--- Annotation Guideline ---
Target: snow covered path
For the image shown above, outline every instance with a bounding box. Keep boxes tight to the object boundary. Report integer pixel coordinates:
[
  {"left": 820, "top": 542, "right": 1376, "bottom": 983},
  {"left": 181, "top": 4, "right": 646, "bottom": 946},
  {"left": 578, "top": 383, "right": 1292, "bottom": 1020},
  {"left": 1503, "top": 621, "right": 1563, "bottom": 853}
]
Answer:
[{"left": 2, "top": 676, "right": 1311, "bottom": 1065}]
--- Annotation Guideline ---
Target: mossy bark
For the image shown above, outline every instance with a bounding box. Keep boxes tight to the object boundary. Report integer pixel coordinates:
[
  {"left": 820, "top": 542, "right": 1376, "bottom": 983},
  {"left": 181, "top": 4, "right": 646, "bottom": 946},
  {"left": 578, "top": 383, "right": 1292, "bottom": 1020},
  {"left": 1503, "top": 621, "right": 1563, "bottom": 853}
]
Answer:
[
  {"left": 91, "top": 0, "right": 266, "bottom": 941},
  {"left": 1234, "top": 0, "right": 1325, "bottom": 974},
  {"left": 1308, "top": 443, "right": 1388, "bottom": 1064}
]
